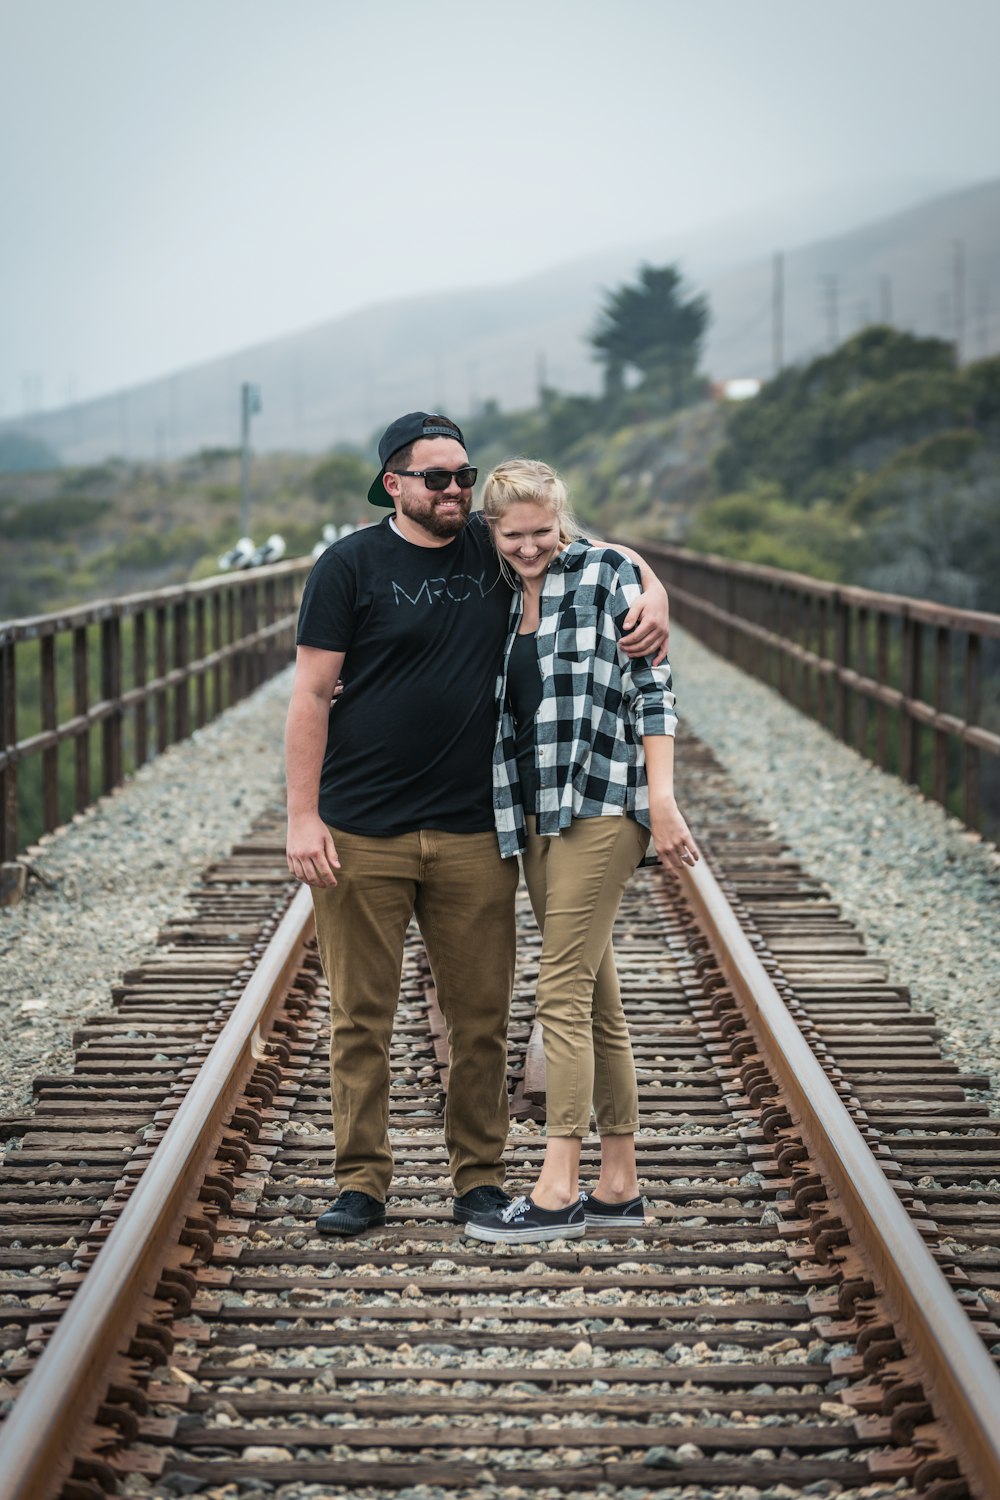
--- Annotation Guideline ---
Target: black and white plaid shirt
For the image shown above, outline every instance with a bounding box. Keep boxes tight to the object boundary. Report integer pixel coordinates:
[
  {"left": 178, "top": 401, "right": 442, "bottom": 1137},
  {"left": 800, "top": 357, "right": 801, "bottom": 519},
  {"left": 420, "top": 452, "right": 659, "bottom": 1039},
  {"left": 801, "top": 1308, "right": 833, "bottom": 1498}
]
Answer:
[{"left": 492, "top": 541, "right": 677, "bottom": 858}]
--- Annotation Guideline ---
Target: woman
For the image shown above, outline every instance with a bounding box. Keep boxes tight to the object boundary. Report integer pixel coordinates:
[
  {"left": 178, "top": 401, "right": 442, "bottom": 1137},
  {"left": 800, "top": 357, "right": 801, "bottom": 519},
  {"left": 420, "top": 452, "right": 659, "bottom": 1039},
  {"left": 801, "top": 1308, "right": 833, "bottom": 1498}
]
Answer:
[{"left": 465, "top": 459, "right": 699, "bottom": 1245}]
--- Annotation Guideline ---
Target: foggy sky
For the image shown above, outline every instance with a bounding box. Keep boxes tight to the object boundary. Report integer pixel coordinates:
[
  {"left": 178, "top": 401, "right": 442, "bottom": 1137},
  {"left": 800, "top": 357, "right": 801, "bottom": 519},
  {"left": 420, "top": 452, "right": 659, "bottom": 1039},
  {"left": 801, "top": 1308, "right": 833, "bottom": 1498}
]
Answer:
[{"left": 3, "top": 0, "right": 999, "bottom": 418}]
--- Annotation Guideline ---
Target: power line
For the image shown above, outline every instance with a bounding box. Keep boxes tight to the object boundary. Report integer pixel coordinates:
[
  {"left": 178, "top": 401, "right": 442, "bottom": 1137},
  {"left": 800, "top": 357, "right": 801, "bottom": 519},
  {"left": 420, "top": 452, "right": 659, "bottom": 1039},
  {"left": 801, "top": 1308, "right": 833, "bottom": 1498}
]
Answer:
[{"left": 953, "top": 238, "right": 966, "bottom": 363}]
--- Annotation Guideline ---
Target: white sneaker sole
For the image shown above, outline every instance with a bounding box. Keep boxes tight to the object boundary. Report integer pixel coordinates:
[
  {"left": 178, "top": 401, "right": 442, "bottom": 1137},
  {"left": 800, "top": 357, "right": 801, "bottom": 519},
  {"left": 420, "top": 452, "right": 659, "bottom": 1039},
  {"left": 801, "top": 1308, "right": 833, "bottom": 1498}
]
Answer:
[
  {"left": 464, "top": 1219, "right": 586, "bottom": 1243},
  {"left": 583, "top": 1212, "right": 645, "bottom": 1228}
]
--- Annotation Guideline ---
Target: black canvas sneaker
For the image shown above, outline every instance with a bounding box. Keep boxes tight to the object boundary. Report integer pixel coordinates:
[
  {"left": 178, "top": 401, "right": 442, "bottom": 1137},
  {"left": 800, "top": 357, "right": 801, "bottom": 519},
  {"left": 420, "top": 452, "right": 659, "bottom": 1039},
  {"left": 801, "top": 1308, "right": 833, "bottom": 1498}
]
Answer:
[
  {"left": 452, "top": 1184, "right": 512, "bottom": 1223},
  {"left": 464, "top": 1193, "right": 585, "bottom": 1244},
  {"left": 579, "top": 1189, "right": 646, "bottom": 1227},
  {"left": 315, "top": 1191, "right": 386, "bottom": 1236}
]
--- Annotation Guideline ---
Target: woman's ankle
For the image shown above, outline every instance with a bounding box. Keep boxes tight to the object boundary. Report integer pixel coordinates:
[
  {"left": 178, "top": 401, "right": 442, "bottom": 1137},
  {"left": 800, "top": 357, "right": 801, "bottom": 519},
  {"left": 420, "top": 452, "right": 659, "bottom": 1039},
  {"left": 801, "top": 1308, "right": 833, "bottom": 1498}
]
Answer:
[
  {"left": 592, "top": 1178, "right": 640, "bottom": 1203},
  {"left": 531, "top": 1179, "right": 580, "bottom": 1211}
]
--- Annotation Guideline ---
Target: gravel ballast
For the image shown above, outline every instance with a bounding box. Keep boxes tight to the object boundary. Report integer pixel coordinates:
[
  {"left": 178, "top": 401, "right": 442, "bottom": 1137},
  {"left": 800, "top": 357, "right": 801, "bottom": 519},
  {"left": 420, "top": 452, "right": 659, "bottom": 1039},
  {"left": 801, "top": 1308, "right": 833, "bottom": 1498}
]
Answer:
[
  {"left": 2, "top": 627, "right": 998, "bottom": 1121},
  {"left": 0, "top": 668, "right": 293, "bottom": 1116},
  {"left": 670, "top": 623, "right": 1000, "bottom": 1102}
]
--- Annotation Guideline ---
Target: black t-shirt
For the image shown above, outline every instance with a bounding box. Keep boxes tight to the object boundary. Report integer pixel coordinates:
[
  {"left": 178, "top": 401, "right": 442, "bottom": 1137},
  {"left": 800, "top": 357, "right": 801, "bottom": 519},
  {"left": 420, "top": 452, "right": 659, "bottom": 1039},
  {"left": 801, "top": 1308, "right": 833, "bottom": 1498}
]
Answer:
[
  {"left": 295, "top": 512, "right": 511, "bottom": 835},
  {"left": 505, "top": 630, "right": 543, "bottom": 815}
]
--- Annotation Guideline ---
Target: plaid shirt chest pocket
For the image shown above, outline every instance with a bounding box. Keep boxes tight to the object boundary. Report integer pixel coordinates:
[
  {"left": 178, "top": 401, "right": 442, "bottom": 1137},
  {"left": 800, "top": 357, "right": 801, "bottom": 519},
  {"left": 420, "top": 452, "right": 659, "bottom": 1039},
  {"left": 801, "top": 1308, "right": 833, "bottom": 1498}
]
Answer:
[{"left": 553, "top": 605, "right": 599, "bottom": 663}]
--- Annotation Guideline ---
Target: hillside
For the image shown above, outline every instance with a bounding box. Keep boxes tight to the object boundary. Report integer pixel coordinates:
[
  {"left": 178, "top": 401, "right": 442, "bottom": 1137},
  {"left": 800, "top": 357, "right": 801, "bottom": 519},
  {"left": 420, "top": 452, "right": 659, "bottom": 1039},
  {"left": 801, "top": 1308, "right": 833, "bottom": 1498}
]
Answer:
[
  {"left": 3, "top": 178, "right": 998, "bottom": 466},
  {"left": 0, "top": 449, "right": 369, "bottom": 620},
  {"left": 4, "top": 327, "right": 998, "bottom": 623}
]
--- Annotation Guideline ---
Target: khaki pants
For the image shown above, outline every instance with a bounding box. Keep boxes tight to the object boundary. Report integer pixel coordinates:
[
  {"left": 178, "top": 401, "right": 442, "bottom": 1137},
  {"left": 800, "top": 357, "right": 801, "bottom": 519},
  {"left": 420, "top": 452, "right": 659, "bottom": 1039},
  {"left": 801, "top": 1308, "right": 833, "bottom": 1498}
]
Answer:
[
  {"left": 312, "top": 826, "right": 519, "bottom": 1201},
  {"left": 522, "top": 814, "right": 647, "bottom": 1137}
]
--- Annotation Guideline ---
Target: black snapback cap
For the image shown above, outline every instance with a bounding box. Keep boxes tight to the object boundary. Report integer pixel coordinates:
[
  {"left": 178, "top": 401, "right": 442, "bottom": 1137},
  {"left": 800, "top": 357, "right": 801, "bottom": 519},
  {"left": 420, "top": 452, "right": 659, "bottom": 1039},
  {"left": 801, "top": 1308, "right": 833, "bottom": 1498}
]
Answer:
[{"left": 367, "top": 411, "right": 467, "bottom": 506}]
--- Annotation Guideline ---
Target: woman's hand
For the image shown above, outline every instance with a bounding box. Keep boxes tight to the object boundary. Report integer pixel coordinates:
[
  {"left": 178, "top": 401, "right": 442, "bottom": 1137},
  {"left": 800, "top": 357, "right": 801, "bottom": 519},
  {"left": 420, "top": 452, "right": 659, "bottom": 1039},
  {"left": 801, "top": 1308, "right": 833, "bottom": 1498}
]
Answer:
[{"left": 650, "top": 794, "right": 700, "bottom": 870}]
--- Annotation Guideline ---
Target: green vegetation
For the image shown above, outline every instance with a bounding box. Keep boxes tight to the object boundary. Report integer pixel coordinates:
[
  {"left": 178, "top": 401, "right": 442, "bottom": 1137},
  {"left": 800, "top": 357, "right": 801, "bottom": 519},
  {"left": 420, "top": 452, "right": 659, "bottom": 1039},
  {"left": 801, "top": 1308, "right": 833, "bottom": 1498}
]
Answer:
[
  {"left": 704, "top": 326, "right": 1000, "bottom": 610},
  {"left": 591, "top": 263, "right": 709, "bottom": 407},
  {"left": 4, "top": 269, "right": 997, "bottom": 623},
  {"left": 0, "top": 446, "right": 371, "bottom": 620},
  {"left": 1, "top": 494, "right": 111, "bottom": 538},
  {"left": 464, "top": 262, "right": 713, "bottom": 514},
  {"left": 309, "top": 451, "right": 370, "bottom": 515}
]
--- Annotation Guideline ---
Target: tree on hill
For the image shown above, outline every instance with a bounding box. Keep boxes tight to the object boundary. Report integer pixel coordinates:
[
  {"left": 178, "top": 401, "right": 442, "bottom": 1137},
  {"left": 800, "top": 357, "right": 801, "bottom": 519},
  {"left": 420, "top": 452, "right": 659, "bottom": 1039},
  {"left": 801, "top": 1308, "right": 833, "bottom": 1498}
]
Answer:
[{"left": 590, "top": 264, "right": 709, "bottom": 409}]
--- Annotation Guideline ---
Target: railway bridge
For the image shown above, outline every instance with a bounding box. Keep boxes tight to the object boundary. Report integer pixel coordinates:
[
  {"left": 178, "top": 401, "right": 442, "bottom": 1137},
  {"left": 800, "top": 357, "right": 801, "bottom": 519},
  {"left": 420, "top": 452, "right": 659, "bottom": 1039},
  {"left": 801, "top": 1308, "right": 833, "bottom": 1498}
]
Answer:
[{"left": 0, "top": 550, "right": 998, "bottom": 1500}]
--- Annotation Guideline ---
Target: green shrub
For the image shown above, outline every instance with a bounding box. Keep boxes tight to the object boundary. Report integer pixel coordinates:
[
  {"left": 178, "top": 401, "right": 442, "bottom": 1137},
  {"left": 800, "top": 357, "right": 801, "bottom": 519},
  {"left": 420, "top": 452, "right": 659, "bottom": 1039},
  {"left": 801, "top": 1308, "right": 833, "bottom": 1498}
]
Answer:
[{"left": 2, "top": 495, "right": 112, "bottom": 538}]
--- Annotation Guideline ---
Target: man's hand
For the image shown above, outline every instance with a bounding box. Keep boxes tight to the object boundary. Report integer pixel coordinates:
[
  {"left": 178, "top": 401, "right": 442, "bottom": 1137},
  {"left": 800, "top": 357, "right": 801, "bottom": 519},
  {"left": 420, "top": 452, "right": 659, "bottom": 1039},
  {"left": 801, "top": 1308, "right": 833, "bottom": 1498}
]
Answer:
[
  {"left": 287, "top": 813, "right": 341, "bottom": 888},
  {"left": 621, "top": 587, "right": 670, "bottom": 666}
]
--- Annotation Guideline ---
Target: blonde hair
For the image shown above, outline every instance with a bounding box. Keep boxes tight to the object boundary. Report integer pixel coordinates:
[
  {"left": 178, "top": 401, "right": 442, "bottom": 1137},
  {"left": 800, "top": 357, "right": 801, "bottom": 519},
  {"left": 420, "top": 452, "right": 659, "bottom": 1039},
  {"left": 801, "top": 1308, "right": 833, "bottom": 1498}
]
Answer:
[{"left": 481, "top": 458, "right": 582, "bottom": 550}]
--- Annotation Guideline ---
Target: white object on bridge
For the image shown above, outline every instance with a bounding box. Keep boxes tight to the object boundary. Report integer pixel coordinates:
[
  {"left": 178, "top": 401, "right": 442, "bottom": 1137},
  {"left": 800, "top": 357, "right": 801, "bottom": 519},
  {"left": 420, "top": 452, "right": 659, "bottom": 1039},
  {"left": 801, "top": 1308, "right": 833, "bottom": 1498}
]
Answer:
[
  {"left": 250, "top": 533, "right": 286, "bottom": 567},
  {"left": 218, "top": 536, "right": 256, "bottom": 571}
]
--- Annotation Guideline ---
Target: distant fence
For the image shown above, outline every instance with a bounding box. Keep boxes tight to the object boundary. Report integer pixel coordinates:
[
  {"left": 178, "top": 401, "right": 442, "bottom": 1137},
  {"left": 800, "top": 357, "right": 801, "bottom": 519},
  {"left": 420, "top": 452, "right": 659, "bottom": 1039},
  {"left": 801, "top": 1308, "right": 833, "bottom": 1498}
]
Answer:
[
  {"left": 5, "top": 543, "right": 998, "bottom": 868},
  {"left": 636, "top": 543, "right": 1000, "bottom": 841},
  {"left": 0, "top": 558, "right": 314, "bottom": 864}
]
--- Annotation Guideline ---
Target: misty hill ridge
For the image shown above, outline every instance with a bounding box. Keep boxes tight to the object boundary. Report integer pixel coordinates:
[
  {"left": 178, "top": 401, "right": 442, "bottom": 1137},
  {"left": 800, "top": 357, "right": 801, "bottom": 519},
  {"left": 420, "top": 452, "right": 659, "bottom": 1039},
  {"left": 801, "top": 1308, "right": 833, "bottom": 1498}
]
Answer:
[{"left": 5, "top": 177, "right": 999, "bottom": 464}]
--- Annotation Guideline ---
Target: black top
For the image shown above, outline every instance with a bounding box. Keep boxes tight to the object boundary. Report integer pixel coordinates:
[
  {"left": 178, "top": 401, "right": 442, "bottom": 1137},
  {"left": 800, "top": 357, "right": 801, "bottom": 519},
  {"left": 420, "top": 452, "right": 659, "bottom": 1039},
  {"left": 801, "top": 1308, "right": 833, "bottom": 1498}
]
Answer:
[
  {"left": 505, "top": 630, "right": 543, "bottom": 816},
  {"left": 296, "top": 512, "right": 511, "bottom": 835}
]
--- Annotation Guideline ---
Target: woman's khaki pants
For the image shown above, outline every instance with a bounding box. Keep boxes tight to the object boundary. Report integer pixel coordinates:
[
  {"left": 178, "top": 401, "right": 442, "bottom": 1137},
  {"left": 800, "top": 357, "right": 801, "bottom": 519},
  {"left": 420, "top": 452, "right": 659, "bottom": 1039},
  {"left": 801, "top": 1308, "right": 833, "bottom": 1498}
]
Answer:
[{"left": 522, "top": 813, "right": 647, "bottom": 1137}]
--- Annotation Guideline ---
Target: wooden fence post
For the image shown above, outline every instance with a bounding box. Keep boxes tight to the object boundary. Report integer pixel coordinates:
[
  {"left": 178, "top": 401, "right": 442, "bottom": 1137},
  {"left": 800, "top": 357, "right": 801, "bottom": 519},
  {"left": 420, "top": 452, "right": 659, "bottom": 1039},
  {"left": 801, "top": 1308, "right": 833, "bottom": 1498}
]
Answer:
[
  {"left": 0, "top": 638, "right": 17, "bottom": 863},
  {"left": 73, "top": 624, "right": 90, "bottom": 814},
  {"left": 933, "top": 625, "right": 950, "bottom": 809},
  {"left": 833, "top": 593, "right": 848, "bottom": 744},
  {"left": 40, "top": 634, "right": 59, "bottom": 833},
  {"left": 134, "top": 611, "right": 148, "bottom": 768},
  {"left": 876, "top": 612, "right": 890, "bottom": 771},
  {"left": 100, "top": 612, "right": 122, "bottom": 795},
  {"left": 900, "top": 611, "right": 921, "bottom": 787},
  {"left": 963, "top": 634, "right": 982, "bottom": 828},
  {"left": 856, "top": 606, "right": 869, "bottom": 758},
  {"left": 173, "top": 598, "right": 190, "bottom": 743}
]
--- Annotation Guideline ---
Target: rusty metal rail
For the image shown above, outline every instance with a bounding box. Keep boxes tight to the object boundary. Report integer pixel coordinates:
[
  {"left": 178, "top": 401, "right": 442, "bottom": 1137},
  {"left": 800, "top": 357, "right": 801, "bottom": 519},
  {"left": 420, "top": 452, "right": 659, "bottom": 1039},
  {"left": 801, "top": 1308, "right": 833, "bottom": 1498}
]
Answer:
[
  {"left": 678, "top": 852, "right": 1000, "bottom": 1500},
  {"left": 633, "top": 541, "right": 1000, "bottom": 837},
  {"left": 2, "top": 743, "right": 1000, "bottom": 1496},
  {"left": 0, "top": 877, "right": 315, "bottom": 1500},
  {"left": 0, "top": 558, "right": 312, "bottom": 867}
]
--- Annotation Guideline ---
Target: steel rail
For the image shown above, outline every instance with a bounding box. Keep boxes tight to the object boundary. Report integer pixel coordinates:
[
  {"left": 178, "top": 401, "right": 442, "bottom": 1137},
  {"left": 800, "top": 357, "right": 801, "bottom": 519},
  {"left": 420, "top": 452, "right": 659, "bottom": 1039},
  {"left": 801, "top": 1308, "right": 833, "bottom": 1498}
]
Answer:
[
  {"left": 0, "top": 884, "right": 315, "bottom": 1500},
  {"left": 678, "top": 856, "right": 1000, "bottom": 1500}
]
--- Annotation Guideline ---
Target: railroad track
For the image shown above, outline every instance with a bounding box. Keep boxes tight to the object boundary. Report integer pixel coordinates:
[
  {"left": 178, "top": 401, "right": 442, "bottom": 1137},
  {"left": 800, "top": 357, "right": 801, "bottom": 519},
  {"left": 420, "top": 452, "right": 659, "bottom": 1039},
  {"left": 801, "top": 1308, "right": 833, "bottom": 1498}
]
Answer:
[{"left": 1, "top": 739, "right": 999, "bottom": 1500}]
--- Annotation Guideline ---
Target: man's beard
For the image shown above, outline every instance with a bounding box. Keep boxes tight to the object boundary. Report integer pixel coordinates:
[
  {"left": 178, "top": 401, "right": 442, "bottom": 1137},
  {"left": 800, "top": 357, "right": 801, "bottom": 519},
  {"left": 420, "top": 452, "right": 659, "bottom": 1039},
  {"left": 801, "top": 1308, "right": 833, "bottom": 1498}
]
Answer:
[{"left": 400, "top": 491, "right": 472, "bottom": 539}]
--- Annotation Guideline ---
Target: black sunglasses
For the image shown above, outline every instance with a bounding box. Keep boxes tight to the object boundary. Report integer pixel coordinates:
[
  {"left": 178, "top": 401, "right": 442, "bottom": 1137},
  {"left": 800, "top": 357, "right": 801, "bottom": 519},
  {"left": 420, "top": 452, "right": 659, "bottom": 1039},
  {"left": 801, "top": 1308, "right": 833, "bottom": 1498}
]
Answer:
[{"left": 391, "top": 466, "right": 478, "bottom": 491}]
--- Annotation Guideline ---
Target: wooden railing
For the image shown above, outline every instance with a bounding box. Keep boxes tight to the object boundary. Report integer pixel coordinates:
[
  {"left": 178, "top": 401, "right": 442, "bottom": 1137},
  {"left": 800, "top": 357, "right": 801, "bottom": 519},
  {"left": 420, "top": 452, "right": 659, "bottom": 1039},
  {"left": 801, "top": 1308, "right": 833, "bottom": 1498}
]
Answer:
[
  {"left": 0, "top": 558, "right": 314, "bottom": 865},
  {"left": 636, "top": 543, "right": 1000, "bottom": 840}
]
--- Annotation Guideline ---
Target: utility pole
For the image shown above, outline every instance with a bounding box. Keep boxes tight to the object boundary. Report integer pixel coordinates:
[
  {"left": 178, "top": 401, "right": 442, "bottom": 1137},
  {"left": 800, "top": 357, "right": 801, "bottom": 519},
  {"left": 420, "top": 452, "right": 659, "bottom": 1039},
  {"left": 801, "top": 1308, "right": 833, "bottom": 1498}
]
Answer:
[
  {"left": 291, "top": 354, "right": 303, "bottom": 439},
  {"left": 821, "top": 274, "right": 840, "bottom": 350},
  {"left": 118, "top": 392, "right": 130, "bottom": 458},
  {"left": 975, "top": 283, "right": 990, "bottom": 359},
  {"left": 239, "top": 382, "right": 262, "bottom": 538},
  {"left": 772, "top": 252, "right": 784, "bottom": 376},
  {"left": 953, "top": 239, "right": 966, "bottom": 364},
  {"left": 879, "top": 274, "right": 893, "bottom": 325},
  {"left": 536, "top": 351, "right": 548, "bottom": 407},
  {"left": 168, "top": 376, "right": 179, "bottom": 459}
]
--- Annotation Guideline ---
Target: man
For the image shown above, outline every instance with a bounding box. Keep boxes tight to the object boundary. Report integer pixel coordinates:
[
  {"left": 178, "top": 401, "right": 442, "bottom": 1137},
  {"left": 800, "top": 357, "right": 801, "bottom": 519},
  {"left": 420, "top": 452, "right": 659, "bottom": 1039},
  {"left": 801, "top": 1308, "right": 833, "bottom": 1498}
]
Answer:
[{"left": 285, "top": 412, "right": 668, "bottom": 1235}]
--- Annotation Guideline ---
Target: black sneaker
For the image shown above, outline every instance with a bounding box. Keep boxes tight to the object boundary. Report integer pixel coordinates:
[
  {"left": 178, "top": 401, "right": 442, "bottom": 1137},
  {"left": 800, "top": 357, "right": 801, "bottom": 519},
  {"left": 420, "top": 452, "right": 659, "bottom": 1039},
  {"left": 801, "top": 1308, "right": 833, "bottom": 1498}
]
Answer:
[
  {"left": 452, "top": 1184, "right": 512, "bottom": 1223},
  {"left": 579, "top": 1189, "right": 645, "bottom": 1227},
  {"left": 464, "top": 1194, "right": 585, "bottom": 1244},
  {"left": 315, "top": 1191, "right": 386, "bottom": 1236}
]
